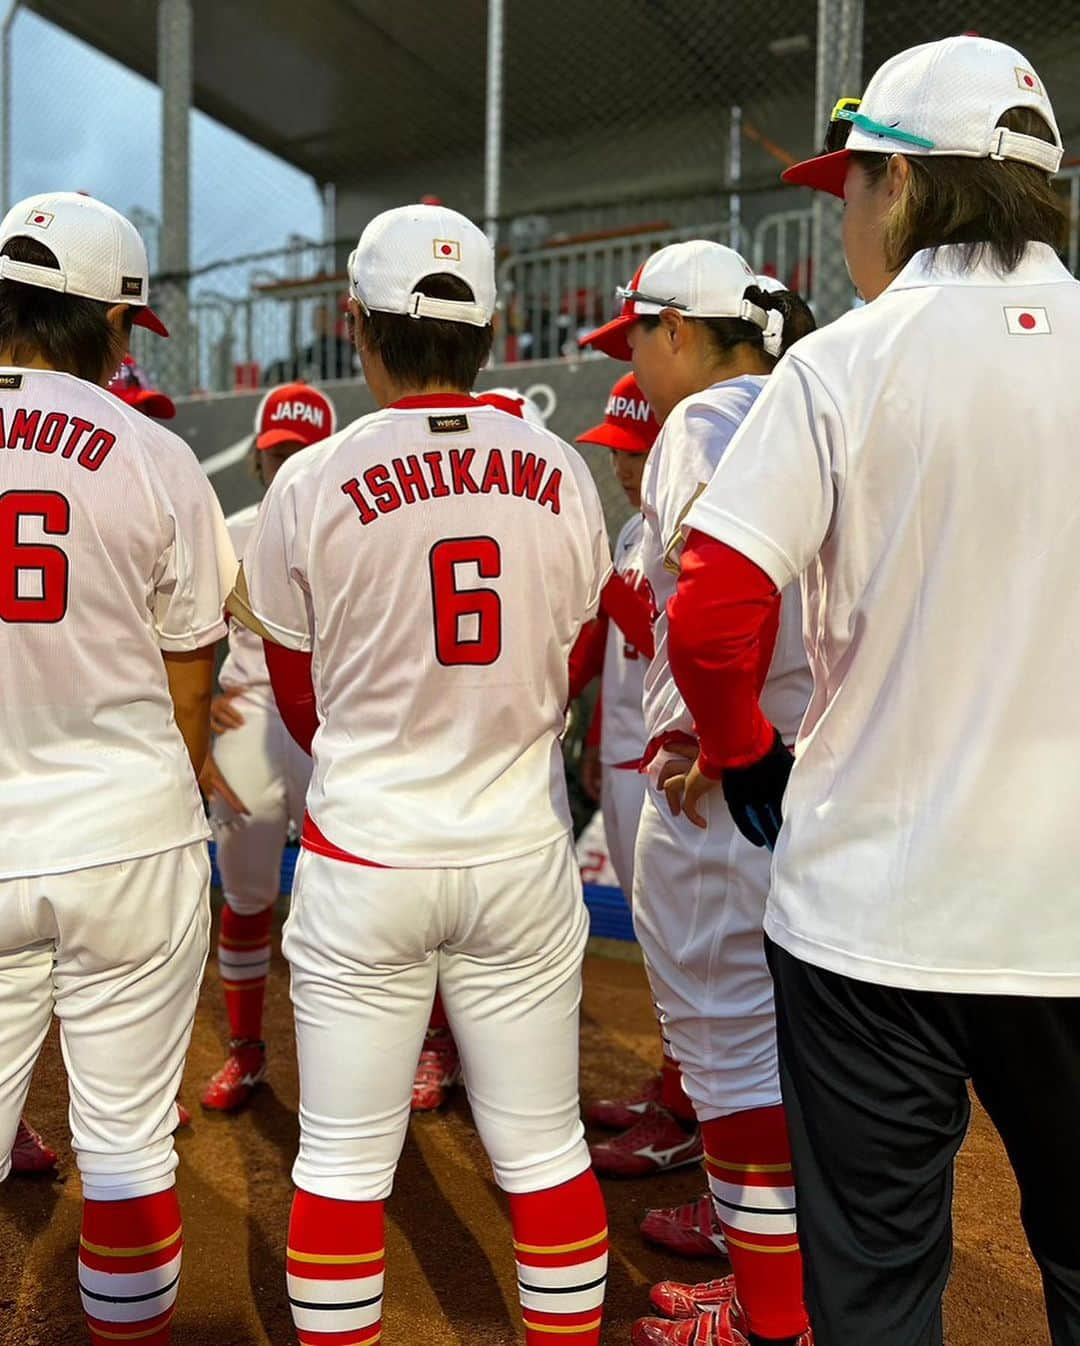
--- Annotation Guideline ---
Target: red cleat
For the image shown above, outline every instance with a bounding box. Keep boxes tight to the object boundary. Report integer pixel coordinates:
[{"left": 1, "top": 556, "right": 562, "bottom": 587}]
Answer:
[
  {"left": 632, "top": 1304, "right": 749, "bottom": 1346},
  {"left": 589, "top": 1107, "right": 702, "bottom": 1177},
  {"left": 583, "top": 1072, "right": 662, "bottom": 1130},
  {"left": 200, "top": 1040, "right": 267, "bottom": 1112},
  {"left": 411, "top": 1027, "right": 462, "bottom": 1112},
  {"left": 11, "top": 1118, "right": 58, "bottom": 1174},
  {"left": 650, "top": 1275, "right": 738, "bottom": 1320},
  {"left": 174, "top": 1103, "right": 192, "bottom": 1130},
  {"left": 641, "top": 1192, "right": 728, "bottom": 1258}
]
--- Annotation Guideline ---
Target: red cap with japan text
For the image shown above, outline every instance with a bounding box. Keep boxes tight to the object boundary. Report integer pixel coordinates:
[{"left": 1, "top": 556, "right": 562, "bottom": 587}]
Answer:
[
  {"left": 254, "top": 381, "right": 336, "bottom": 451},
  {"left": 576, "top": 373, "right": 659, "bottom": 455}
]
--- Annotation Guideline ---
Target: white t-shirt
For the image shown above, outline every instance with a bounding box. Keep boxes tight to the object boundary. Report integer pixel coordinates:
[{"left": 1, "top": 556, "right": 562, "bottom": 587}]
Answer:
[
  {"left": 687, "top": 242, "right": 1080, "bottom": 995},
  {"left": 600, "top": 512, "right": 650, "bottom": 768},
  {"left": 640, "top": 378, "right": 809, "bottom": 752},
  {"left": 242, "top": 395, "right": 612, "bottom": 867},
  {"left": 0, "top": 368, "right": 236, "bottom": 879},
  {"left": 219, "top": 504, "right": 274, "bottom": 710}
]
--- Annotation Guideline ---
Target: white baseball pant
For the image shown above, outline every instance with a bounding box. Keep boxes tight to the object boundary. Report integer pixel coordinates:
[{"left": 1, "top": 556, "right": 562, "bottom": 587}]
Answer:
[
  {"left": 599, "top": 764, "right": 647, "bottom": 901},
  {"left": 284, "top": 833, "right": 592, "bottom": 1201},
  {"left": 0, "top": 843, "right": 210, "bottom": 1195},
  {"left": 632, "top": 782, "right": 781, "bottom": 1122},
  {"left": 211, "top": 697, "right": 311, "bottom": 916}
]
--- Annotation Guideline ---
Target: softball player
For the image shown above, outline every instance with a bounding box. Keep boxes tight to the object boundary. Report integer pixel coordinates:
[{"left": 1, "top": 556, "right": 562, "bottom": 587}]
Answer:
[
  {"left": 580, "top": 244, "right": 814, "bottom": 1346},
  {"left": 668, "top": 36, "right": 1080, "bottom": 1346},
  {"left": 232, "top": 204, "right": 612, "bottom": 1346},
  {"left": 566, "top": 374, "right": 710, "bottom": 1182},
  {"left": 0, "top": 192, "right": 235, "bottom": 1346},
  {"left": 199, "top": 382, "right": 335, "bottom": 1112}
]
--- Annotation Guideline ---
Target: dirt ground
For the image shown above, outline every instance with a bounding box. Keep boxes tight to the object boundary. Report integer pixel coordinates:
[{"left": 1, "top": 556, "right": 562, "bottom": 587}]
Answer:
[{"left": 0, "top": 911, "right": 1051, "bottom": 1346}]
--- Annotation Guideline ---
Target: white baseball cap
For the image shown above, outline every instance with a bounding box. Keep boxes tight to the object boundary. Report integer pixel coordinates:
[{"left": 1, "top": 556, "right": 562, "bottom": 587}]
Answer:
[
  {"left": 755, "top": 273, "right": 788, "bottom": 294},
  {"left": 348, "top": 203, "right": 496, "bottom": 328},
  {"left": 0, "top": 191, "right": 168, "bottom": 336},
  {"left": 579, "top": 240, "right": 780, "bottom": 361},
  {"left": 784, "top": 35, "right": 1063, "bottom": 198}
]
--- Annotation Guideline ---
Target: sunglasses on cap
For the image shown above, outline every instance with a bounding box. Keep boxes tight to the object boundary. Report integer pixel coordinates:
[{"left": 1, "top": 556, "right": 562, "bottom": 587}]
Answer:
[
  {"left": 615, "top": 284, "right": 689, "bottom": 311},
  {"left": 822, "top": 95, "right": 936, "bottom": 153}
]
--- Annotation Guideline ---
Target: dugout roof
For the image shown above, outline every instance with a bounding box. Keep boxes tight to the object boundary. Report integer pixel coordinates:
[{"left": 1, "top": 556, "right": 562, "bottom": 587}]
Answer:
[{"left": 25, "top": 0, "right": 1080, "bottom": 189}]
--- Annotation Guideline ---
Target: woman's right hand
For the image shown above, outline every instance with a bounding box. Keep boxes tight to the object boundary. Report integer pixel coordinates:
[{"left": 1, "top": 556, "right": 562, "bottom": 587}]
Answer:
[
  {"left": 198, "top": 752, "right": 251, "bottom": 817},
  {"left": 210, "top": 687, "right": 247, "bottom": 735}
]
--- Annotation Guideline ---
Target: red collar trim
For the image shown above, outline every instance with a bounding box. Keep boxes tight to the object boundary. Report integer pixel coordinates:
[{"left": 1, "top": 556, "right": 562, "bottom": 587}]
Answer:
[{"left": 388, "top": 393, "right": 482, "bottom": 410}]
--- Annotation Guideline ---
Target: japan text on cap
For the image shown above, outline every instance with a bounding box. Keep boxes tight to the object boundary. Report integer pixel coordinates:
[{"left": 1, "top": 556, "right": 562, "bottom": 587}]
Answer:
[
  {"left": 783, "top": 35, "right": 1063, "bottom": 198},
  {"left": 107, "top": 355, "right": 176, "bottom": 420},
  {"left": 579, "top": 240, "right": 776, "bottom": 362},
  {"left": 254, "top": 382, "right": 336, "bottom": 451},
  {"left": 577, "top": 373, "right": 659, "bottom": 455},
  {"left": 348, "top": 204, "right": 496, "bottom": 327},
  {"left": 0, "top": 191, "right": 168, "bottom": 336}
]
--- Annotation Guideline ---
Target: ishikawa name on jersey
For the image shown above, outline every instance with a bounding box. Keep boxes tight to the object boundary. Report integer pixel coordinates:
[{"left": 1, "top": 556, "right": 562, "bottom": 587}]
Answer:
[{"left": 242, "top": 395, "right": 611, "bottom": 868}]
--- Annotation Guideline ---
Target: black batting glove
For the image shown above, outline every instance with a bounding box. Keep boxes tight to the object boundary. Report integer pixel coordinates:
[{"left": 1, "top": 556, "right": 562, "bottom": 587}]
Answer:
[{"left": 722, "top": 729, "right": 794, "bottom": 850}]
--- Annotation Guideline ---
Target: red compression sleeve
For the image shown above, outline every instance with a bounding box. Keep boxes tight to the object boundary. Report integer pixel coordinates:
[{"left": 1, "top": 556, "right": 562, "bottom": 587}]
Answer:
[
  {"left": 568, "top": 613, "right": 609, "bottom": 702},
  {"left": 264, "top": 640, "right": 318, "bottom": 755},
  {"left": 667, "top": 530, "right": 781, "bottom": 778},
  {"left": 599, "top": 571, "right": 655, "bottom": 660},
  {"left": 585, "top": 690, "right": 603, "bottom": 749}
]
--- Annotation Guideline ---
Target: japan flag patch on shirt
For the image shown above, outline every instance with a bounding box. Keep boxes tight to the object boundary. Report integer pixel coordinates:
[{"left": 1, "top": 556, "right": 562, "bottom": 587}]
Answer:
[{"left": 1004, "top": 306, "right": 1051, "bottom": 335}]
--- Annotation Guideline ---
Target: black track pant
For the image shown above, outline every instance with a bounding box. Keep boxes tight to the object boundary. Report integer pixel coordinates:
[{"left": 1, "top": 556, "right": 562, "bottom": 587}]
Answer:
[{"left": 766, "top": 938, "right": 1080, "bottom": 1346}]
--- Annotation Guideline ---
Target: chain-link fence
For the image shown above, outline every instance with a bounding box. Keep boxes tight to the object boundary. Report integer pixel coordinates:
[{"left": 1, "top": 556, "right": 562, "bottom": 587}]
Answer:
[{"left": 9, "top": 1, "right": 1080, "bottom": 397}]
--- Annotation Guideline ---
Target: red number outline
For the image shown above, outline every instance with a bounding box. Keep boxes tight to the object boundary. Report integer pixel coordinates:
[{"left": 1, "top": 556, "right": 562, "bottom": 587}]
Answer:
[
  {"left": 429, "top": 535, "right": 503, "bottom": 667},
  {"left": 0, "top": 489, "right": 71, "bottom": 624}
]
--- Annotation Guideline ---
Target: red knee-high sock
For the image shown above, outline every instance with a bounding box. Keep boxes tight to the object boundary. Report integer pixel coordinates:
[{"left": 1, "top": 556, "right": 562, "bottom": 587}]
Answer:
[
  {"left": 218, "top": 905, "right": 274, "bottom": 1043},
  {"left": 659, "top": 1051, "right": 697, "bottom": 1125},
  {"left": 428, "top": 991, "right": 449, "bottom": 1034},
  {"left": 701, "top": 1107, "right": 808, "bottom": 1341},
  {"left": 79, "top": 1189, "right": 183, "bottom": 1345},
  {"left": 509, "top": 1171, "right": 608, "bottom": 1346},
  {"left": 287, "top": 1190, "right": 384, "bottom": 1346}
]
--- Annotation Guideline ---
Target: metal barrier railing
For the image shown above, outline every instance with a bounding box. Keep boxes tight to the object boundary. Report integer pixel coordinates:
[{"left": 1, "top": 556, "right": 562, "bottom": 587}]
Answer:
[
  {"left": 493, "top": 218, "right": 752, "bottom": 364},
  {"left": 133, "top": 173, "right": 1080, "bottom": 396}
]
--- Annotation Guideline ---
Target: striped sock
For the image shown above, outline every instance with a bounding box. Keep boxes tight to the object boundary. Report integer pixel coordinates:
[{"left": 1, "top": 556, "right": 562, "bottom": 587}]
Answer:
[
  {"left": 701, "top": 1107, "right": 808, "bottom": 1342},
  {"left": 79, "top": 1188, "right": 183, "bottom": 1345},
  {"left": 287, "top": 1189, "right": 384, "bottom": 1346},
  {"left": 218, "top": 905, "right": 274, "bottom": 1042},
  {"left": 509, "top": 1170, "right": 608, "bottom": 1345}
]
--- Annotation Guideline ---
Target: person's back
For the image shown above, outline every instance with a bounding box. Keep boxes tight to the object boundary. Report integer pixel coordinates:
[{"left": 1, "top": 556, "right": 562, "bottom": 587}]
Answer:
[
  {"left": 249, "top": 396, "right": 606, "bottom": 866},
  {"left": 771, "top": 247, "right": 1080, "bottom": 977},
  {"left": 0, "top": 370, "right": 234, "bottom": 875},
  {"left": 236, "top": 204, "right": 613, "bottom": 1346},
  {"left": 0, "top": 191, "right": 235, "bottom": 1346}
]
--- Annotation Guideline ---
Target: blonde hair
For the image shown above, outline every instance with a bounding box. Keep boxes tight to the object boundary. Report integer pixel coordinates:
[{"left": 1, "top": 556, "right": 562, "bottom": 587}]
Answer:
[{"left": 854, "top": 107, "right": 1067, "bottom": 275}]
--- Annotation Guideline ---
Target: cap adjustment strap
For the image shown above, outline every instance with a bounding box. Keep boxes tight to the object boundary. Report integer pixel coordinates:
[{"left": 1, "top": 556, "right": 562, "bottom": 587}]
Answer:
[
  {"left": 989, "top": 126, "right": 1063, "bottom": 172},
  {"left": 408, "top": 292, "right": 489, "bottom": 326},
  {"left": 0, "top": 257, "right": 69, "bottom": 292}
]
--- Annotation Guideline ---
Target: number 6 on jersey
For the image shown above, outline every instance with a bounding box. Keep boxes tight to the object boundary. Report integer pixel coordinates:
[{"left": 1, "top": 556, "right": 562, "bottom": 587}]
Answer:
[{"left": 429, "top": 535, "right": 502, "bottom": 666}]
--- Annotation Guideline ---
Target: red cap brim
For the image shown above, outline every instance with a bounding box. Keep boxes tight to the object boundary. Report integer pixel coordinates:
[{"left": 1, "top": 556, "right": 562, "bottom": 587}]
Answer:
[
  {"left": 133, "top": 389, "right": 176, "bottom": 420},
  {"left": 132, "top": 305, "right": 170, "bottom": 338},
  {"left": 578, "top": 314, "right": 636, "bottom": 361},
  {"left": 576, "top": 421, "right": 652, "bottom": 454},
  {"left": 781, "top": 148, "right": 851, "bottom": 198},
  {"left": 256, "top": 428, "right": 310, "bottom": 451}
]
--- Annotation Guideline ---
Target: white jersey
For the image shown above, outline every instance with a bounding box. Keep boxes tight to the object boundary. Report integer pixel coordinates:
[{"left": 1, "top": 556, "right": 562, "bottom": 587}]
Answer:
[
  {"left": 0, "top": 368, "right": 236, "bottom": 879},
  {"left": 242, "top": 394, "right": 612, "bottom": 868},
  {"left": 640, "top": 378, "right": 809, "bottom": 752},
  {"left": 600, "top": 513, "right": 650, "bottom": 767},
  {"left": 687, "top": 242, "right": 1080, "bottom": 995},
  {"left": 219, "top": 504, "right": 274, "bottom": 710}
]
